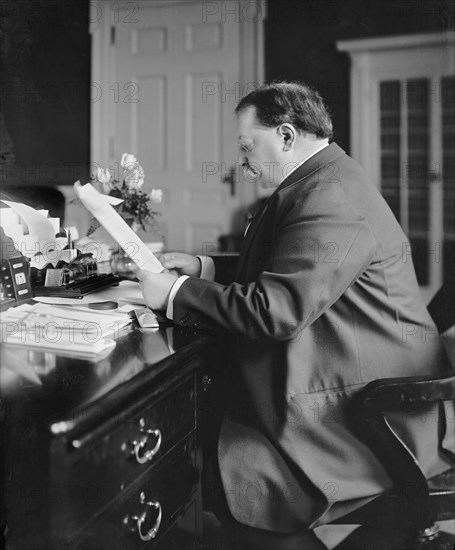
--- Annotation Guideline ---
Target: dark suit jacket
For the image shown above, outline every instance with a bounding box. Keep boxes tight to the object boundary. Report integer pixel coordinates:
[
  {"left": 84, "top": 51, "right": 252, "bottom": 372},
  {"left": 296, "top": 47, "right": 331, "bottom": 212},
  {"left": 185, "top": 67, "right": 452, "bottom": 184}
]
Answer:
[{"left": 173, "top": 143, "right": 454, "bottom": 531}]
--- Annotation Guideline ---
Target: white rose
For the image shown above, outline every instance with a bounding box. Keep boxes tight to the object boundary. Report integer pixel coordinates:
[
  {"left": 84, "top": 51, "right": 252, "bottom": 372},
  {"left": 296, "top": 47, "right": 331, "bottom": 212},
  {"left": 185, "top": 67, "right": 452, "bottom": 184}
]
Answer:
[
  {"left": 137, "top": 165, "right": 145, "bottom": 188},
  {"left": 93, "top": 167, "right": 111, "bottom": 184},
  {"left": 121, "top": 153, "right": 138, "bottom": 171},
  {"left": 150, "top": 188, "right": 163, "bottom": 203},
  {"left": 92, "top": 167, "right": 113, "bottom": 193},
  {"left": 124, "top": 164, "right": 145, "bottom": 190}
]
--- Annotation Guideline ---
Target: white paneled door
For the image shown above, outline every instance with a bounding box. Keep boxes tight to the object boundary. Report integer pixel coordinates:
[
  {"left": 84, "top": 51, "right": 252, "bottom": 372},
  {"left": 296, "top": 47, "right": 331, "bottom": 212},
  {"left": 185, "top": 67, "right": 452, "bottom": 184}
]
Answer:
[{"left": 91, "top": 0, "right": 265, "bottom": 253}]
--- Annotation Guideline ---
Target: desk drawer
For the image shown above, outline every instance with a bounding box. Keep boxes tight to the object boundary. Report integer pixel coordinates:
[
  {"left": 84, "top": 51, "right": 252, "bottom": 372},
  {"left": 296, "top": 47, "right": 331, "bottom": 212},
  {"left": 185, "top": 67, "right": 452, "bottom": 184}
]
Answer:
[
  {"left": 72, "top": 437, "right": 198, "bottom": 550},
  {"left": 51, "top": 376, "right": 196, "bottom": 535}
]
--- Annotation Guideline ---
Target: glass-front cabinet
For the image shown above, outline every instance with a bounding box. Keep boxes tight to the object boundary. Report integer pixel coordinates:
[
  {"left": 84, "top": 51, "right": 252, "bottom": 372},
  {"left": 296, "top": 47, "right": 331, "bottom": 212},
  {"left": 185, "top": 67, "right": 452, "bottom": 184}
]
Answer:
[{"left": 337, "top": 33, "right": 454, "bottom": 301}]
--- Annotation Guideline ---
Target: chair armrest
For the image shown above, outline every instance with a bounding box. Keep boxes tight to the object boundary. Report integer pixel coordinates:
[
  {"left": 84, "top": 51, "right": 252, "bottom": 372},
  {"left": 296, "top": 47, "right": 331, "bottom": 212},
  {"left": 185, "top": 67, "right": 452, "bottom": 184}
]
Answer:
[
  {"left": 350, "top": 372, "right": 455, "bottom": 516},
  {"left": 360, "top": 373, "right": 455, "bottom": 416}
]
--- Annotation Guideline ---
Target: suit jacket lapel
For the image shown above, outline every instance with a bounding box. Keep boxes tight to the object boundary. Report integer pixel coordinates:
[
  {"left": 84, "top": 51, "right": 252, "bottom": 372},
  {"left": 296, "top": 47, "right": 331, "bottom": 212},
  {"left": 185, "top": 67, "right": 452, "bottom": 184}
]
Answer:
[{"left": 236, "top": 200, "right": 269, "bottom": 280}]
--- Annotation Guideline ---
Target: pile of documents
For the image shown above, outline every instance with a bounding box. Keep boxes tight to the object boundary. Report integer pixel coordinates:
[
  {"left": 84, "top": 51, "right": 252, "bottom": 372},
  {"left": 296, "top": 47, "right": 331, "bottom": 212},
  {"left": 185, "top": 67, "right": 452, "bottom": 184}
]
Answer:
[
  {"left": 0, "top": 302, "right": 131, "bottom": 356},
  {"left": 0, "top": 199, "right": 70, "bottom": 262}
]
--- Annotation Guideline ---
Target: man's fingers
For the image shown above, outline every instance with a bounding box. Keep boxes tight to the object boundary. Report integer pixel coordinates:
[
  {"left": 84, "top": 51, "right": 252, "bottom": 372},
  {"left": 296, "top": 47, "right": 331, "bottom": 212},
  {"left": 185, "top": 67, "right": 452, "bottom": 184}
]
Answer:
[
  {"left": 160, "top": 252, "right": 189, "bottom": 266},
  {"left": 160, "top": 253, "right": 176, "bottom": 263},
  {"left": 136, "top": 269, "right": 149, "bottom": 281},
  {"left": 165, "top": 268, "right": 180, "bottom": 276},
  {"left": 162, "top": 258, "right": 185, "bottom": 269}
]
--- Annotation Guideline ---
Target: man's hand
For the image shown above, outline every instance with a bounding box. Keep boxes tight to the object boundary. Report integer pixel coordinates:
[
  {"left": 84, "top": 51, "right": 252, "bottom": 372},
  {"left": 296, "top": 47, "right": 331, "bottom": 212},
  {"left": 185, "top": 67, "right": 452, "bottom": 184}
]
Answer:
[
  {"left": 159, "top": 253, "right": 201, "bottom": 277},
  {"left": 136, "top": 269, "right": 178, "bottom": 311}
]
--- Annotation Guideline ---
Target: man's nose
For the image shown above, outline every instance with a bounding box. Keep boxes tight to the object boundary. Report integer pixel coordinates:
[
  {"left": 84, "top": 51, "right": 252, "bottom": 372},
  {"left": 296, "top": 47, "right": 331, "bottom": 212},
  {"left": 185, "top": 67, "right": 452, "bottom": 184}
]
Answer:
[{"left": 238, "top": 155, "right": 248, "bottom": 167}]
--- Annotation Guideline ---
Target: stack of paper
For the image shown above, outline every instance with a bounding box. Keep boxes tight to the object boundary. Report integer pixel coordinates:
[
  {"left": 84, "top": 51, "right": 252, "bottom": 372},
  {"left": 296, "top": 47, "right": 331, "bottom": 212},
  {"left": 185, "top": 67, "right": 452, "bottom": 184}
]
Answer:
[
  {"left": 0, "top": 200, "right": 58, "bottom": 259},
  {"left": 0, "top": 303, "right": 131, "bottom": 355},
  {"left": 0, "top": 201, "right": 80, "bottom": 266}
]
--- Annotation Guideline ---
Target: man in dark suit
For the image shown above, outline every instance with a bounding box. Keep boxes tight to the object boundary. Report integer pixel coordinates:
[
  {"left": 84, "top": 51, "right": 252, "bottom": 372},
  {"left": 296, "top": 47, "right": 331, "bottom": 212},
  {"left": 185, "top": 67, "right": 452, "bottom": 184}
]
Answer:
[{"left": 137, "top": 82, "right": 454, "bottom": 542}]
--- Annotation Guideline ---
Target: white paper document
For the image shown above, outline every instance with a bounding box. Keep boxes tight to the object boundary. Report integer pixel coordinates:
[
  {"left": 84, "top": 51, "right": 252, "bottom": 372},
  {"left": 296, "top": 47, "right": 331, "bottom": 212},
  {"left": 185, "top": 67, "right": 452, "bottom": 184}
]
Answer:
[
  {"left": 0, "top": 200, "right": 56, "bottom": 241},
  {"left": 0, "top": 200, "right": 57, "bottom": 257},
  {"left": 74, "top": 182, "right": 164, "bottom": 273},
  {"left": 0, "top": 302, "right": 130, "bottom": 355}
]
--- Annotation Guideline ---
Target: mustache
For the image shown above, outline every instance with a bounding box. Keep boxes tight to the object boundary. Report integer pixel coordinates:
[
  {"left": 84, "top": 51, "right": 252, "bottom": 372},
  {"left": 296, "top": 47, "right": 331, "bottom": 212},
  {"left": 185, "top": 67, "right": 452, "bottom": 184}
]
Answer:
[{"left": 242, "top": 160, "right": 260, "bottom": 177}]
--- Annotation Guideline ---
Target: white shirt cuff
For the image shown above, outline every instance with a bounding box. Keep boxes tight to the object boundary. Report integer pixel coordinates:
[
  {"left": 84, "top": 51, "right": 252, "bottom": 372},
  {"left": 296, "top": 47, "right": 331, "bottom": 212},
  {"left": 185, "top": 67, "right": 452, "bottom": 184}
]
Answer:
[
  {"left": 166, "top": 275, "right": 189, "bottom": 320},
  {"left": 197, "top": 256, "right": 215, "bottom": 281}
]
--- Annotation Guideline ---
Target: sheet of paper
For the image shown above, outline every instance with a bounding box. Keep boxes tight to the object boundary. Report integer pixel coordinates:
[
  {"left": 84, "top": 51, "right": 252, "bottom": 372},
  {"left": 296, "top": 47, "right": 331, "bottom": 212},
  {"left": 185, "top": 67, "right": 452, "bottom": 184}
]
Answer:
[
  {"left": 1, "top": 302, "right": 131, "bottom": 333},
  {"left": 1, "top": 303, "right": 130, "bottom": 356},
  {"left": 0, "top": 200, "right": 58, "bottom": 258},
  {"left": 74, "top": 182, "right": 164, "bottom": 273},
  {"left": 2, "top": 336, "right": 117, "bottom": 357},
  {"left": 0, "top": 207, "right": 20, "bottom": 226},
  {"left": 0, "top": 200, "right": 56, "bottom": 241}
]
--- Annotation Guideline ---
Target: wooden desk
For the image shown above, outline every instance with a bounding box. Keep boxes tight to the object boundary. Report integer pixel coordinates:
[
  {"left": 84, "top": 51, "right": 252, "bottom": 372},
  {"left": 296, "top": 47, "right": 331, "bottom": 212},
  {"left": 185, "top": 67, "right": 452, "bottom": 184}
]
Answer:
[{"left": 1, "top": 324, "right": 209, "bottom": 549}]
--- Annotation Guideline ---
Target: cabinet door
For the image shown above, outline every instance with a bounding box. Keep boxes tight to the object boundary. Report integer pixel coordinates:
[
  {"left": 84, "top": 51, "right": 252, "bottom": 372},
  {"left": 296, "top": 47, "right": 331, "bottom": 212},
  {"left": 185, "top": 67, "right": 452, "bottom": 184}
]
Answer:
[
  {"left": 50, "top": 376, "right": 197, "bottom": 537},
  {"left": 338, "top": 34, "right": 455, "bottom": 300},
  {"left": 72, "top": 437, "right": 199, "bottom": 550},
  {"left": 378, "top": 75, "right": 454, "bottom": 298}
]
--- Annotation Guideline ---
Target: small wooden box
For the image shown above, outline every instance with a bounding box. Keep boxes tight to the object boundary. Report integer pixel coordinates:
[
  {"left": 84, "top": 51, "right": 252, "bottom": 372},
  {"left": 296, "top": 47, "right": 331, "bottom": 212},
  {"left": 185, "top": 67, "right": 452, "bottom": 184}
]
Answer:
[{"left": 0, "top": 255, "right": 33, "bottom": 303}]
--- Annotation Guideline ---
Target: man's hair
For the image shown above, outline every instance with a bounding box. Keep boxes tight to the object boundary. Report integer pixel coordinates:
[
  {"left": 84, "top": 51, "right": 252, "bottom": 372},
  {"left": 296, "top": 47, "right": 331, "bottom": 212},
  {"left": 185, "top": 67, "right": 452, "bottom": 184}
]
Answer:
[{"left": 235, "top": 82, "right": 333, "bottom": 139}]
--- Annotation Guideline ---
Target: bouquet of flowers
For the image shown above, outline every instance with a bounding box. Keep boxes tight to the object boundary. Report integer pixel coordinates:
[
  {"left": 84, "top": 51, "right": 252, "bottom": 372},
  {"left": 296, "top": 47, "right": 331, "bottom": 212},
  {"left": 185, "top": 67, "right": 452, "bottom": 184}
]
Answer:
[{"left": 88, "top": 153, "right": 162, "bottom": 237}]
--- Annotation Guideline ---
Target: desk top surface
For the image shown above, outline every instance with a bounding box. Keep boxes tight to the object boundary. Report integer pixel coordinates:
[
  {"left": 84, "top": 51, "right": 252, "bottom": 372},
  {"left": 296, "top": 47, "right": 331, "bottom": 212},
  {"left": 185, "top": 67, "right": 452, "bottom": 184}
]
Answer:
[{"left": 1, "top": 323, "right": 208, "bottom": 437}]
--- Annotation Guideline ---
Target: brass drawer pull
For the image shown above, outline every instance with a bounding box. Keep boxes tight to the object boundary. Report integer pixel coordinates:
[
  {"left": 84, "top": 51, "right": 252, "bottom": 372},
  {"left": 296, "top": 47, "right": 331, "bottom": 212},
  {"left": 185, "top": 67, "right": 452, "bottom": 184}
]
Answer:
[
  {"left": 131, "top": 428, "right": 162, "bottom": 464},
  {"left": 132, "top": 492, "right": 162, "bottom": 541}
]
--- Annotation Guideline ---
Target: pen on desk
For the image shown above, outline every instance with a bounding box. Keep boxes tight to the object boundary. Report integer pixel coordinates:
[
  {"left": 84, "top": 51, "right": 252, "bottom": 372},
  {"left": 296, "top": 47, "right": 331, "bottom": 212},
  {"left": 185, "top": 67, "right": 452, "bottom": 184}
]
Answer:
[{"left": 67, "top": 230, "right": 72, "bottom": 250}]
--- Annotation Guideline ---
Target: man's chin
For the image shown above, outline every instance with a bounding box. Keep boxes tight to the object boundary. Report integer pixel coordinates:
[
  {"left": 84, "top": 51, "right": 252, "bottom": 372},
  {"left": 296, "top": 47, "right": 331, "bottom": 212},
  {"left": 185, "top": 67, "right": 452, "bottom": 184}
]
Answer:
[
  {"left": 244, "top": 167, "right": 261, "bottom": 182},
  {"left": 244, "top": 168, "right": 277, "bottom": 188},
  {"left": 258, "top": 176, "right": 279, "bottom": 189}
]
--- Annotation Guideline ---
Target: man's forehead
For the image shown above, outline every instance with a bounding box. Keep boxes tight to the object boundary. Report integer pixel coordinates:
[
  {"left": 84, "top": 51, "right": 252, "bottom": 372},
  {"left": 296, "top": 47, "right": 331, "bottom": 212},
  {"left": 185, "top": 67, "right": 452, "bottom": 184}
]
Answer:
[{"left": 236, "top": 106, "right": 259, "bottom": 130}]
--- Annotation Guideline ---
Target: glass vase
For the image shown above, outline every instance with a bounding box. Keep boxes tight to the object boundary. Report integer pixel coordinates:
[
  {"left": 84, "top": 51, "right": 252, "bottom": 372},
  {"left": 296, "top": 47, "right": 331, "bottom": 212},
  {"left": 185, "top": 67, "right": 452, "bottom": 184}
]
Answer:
[
  {"left": 110, "top": 220, "right": 141, "bottom": 279},
  {"left": 110, "top": 247, "right": 137, "bottom": 279}
]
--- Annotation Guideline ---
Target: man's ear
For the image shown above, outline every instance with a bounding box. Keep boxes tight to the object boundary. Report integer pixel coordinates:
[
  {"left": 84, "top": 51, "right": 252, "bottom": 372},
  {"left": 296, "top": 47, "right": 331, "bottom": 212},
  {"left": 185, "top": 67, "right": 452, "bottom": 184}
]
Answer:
[{"left": 277, "top": 123, "right": 297, "bottom": 151}]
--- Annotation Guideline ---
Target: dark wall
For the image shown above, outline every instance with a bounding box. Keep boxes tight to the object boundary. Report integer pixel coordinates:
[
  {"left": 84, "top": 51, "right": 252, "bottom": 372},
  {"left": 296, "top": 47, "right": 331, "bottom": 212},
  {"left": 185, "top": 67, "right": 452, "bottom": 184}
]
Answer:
[
  {"left": 265, "top": 0, "right": 454, "bottom": 152},
  {"left": 0, "top": 0, "right": 90, "bottom": 189}
]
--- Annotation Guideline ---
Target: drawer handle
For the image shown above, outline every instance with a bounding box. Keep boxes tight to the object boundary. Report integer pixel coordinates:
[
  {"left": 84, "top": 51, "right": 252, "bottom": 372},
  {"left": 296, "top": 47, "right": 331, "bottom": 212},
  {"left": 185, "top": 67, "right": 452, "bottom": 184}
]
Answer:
[
  {"left": 132, "top": 429, "right": 162, "bottom": 464},
  {"left": 132, "top": 494, "right": 162, "bottom": 541}
]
